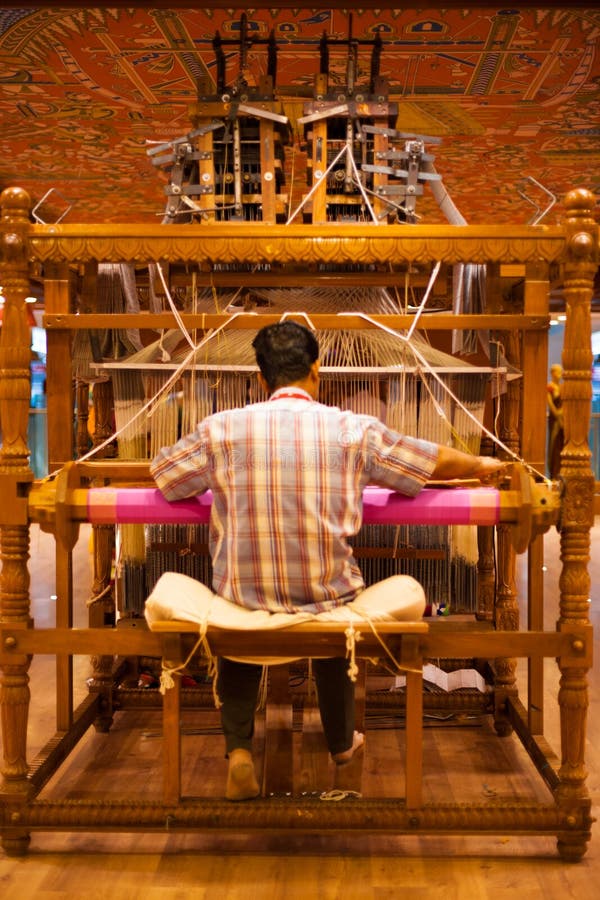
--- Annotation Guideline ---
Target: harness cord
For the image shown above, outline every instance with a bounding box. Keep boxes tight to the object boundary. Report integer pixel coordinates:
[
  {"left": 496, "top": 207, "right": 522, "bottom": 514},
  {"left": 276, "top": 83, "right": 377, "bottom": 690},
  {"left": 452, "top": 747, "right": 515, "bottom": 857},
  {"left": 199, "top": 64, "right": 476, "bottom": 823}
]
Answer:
[
  {"left": 352, "top": 610, "right": 423, "bottom": 676},
  {"left": 86, "top": 581, "right": 112, "bottom": 608},
  {"left": 158, "top": 616, "right": 219, "bottom": 704},
  {"left": 286, "top": 143, "right": 347, "bottom": 224},
  {"left": 156, "top": 261, "right": 196, "bottom": 350},
  {"left": 344, "top": 623, "right": 362, "bottom": 682},
  {"left": 340, "top": 310, "right": 549, "bottom": 484},
  {"left": 405, "top": 260, "right": 442, "bottom": 343},
  {"left": 43, "top": 310, "right": 253, "bottom": 482}
]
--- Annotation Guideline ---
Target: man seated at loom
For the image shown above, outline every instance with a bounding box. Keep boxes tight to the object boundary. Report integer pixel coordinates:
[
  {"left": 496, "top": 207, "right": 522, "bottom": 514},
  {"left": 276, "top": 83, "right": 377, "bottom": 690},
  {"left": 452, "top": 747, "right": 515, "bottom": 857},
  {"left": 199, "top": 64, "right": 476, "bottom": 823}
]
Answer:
[{"left": 148, "top": 322, "right": 504, "bottom": 801}]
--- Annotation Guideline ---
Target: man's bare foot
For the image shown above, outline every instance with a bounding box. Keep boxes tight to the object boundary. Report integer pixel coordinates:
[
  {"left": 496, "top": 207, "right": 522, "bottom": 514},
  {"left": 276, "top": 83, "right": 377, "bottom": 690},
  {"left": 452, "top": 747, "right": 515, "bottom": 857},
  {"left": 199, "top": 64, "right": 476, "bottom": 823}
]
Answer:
[
  {"left": 331, "top": 731, "right": 364, "bottom": 766},
  {"left": 225, "top": 748, "right": 260, "bottom": 801}
]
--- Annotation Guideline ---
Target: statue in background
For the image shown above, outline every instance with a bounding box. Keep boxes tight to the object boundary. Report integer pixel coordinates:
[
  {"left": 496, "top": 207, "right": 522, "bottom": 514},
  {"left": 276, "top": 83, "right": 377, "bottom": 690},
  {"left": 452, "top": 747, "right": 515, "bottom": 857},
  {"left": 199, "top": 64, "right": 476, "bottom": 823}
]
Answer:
[{"left": 547, "top": 363, "right": 564, "bottom": 479}]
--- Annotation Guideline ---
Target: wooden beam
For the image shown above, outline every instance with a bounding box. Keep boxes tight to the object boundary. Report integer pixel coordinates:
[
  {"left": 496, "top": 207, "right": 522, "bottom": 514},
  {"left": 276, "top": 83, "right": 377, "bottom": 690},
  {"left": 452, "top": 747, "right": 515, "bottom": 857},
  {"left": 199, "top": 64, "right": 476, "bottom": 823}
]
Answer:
[
  {"left": 1, "top": 624, "right": 591, "bottom": 669},
  {"left": 43, "top": 312, "right": 549, "bottom": 332}
]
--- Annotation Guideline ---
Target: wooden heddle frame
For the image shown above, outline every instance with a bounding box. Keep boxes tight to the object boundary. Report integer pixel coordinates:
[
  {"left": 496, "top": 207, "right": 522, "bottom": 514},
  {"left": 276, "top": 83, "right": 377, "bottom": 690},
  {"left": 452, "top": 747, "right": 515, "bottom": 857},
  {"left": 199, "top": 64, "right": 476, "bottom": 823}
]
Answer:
[{"left": 0, "top": 185, "right": 597, "bottom": 860}]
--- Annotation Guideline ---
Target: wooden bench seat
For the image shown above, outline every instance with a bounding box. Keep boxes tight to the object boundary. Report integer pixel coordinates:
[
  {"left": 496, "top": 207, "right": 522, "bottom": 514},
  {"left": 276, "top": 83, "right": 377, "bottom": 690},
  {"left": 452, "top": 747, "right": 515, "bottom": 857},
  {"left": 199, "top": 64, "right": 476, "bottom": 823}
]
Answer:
[{"left": 149, "top": 619, "right": 428, "bottom": 807}]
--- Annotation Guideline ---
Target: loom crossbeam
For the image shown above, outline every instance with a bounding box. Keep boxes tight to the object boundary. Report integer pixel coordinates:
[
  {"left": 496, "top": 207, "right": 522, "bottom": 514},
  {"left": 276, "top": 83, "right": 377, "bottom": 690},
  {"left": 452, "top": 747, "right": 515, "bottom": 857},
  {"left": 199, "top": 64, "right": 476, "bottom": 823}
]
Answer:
[
  {"left": 26, "top": 462, "right": 560, "bottom": 555},
  {"left": 1, "top": 623, "right": 589, "bottom": 669}
]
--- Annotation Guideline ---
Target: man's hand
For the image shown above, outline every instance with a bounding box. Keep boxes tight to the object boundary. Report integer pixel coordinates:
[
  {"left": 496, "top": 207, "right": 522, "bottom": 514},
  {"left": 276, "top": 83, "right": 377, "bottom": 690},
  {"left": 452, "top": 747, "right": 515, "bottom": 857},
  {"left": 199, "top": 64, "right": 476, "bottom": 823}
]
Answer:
[
  {"left": 432, "top": 446, "right": 509, "bottom": 483},
  {"left": 472, "top": 456, "right": 509, "bottom": 483}
]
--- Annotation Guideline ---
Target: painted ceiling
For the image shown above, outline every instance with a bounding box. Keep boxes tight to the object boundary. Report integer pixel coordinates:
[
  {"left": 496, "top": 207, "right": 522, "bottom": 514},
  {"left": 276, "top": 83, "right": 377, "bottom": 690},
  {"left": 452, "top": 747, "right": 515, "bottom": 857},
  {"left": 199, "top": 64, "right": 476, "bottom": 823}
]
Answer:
[{"left": 0, "top": 5, "right": 599, "bottom": 226}]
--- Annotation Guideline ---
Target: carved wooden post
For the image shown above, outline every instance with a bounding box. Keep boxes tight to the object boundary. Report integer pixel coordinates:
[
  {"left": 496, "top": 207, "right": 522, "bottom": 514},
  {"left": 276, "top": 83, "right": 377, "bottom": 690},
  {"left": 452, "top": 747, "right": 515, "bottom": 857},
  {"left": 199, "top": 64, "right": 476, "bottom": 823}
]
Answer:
[
  {"left": 477, "top": 264, "right": 503, "bottom": 625},
  {"left": 88, "top": 378, "right": 118, "bottom": 731},
  {"left": 521, "top": 261, "right": 550, "bottom": 737},
  {"left": 555, "top": 188, "right": 597, "bottom": 861},
  {"left": 476, "top": 435, "right": 495, "bottom": 622},
  {"left": 492, "top": 322, "right": 521, "bottom": 735},
  {"left": 0, "top": 187, "right": 34, "bottom": 855},
  {"left": 75, "top": 381, "right": 90, "bottom": 459}
]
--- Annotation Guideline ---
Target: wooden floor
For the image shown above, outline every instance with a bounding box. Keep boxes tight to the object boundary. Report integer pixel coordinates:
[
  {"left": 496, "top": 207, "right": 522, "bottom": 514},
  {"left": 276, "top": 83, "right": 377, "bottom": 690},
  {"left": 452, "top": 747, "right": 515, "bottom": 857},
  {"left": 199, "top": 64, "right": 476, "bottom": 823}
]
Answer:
[{"left": 0, "top": 523, "right": 598, "bottom": 898}]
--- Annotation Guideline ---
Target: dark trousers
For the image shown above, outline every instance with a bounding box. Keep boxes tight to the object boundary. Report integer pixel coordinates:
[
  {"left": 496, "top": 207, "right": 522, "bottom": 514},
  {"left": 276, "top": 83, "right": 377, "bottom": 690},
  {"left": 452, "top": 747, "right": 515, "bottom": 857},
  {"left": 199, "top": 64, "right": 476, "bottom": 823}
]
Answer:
[{"left": 217, "top": 656, "right": 355, "bottom": 756}]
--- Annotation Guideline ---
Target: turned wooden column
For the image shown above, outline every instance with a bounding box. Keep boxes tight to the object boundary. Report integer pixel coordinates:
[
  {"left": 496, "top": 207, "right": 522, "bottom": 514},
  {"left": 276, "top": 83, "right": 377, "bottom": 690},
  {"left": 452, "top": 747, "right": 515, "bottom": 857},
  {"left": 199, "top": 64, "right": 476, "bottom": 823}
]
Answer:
[
  {"left": 0, "top": 187, "right": 34, "bottom": 855},
  {"left": 555, "top": 188, "right": 597, "bottom": 861},
  {"left": 88, "top": 379, "right": 118, "bottom": 731},
  {"left": 491, "top": 316, "right": 521, "bottom": 736},
  {"left": 75, "top": 381, "right": 90, "bottom": 459},
  {"left": 476, "top": 435, "right": 495, "bottom": 622}
]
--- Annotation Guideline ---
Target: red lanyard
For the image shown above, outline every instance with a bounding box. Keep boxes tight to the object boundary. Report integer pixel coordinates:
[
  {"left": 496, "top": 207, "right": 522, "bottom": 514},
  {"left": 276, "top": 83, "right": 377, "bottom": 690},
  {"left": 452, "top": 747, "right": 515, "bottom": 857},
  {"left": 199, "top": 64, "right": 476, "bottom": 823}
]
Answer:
[{"left": 270, "top": 390, "right": 312, "bottom": 401}]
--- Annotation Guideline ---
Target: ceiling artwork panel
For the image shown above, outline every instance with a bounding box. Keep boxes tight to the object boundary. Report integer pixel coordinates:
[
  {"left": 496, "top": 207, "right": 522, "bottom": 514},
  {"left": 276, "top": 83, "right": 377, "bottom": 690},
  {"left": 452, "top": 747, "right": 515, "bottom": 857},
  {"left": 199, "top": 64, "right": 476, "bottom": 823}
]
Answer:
[{"left": 0, "top": 6, "right": 599, "bottom": 225}]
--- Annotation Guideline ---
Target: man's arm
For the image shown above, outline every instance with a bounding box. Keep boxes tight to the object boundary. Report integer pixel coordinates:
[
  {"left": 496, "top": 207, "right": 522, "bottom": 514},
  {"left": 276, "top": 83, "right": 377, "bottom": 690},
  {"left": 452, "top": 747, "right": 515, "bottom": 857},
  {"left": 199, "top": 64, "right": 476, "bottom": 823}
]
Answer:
[
  {"left": 431, "top": 446, "right": 506, "bottom": 482},
  {"left": 150, "top": 426, "right": 211, "bottom": 501}
]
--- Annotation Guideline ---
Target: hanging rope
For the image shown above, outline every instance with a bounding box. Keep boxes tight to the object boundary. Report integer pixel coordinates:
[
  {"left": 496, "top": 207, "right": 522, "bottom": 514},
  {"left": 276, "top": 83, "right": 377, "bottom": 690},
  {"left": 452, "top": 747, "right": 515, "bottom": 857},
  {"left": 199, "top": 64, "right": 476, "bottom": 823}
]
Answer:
[{"left": 158, "top": 620, "right": 222, "bottom": 710}]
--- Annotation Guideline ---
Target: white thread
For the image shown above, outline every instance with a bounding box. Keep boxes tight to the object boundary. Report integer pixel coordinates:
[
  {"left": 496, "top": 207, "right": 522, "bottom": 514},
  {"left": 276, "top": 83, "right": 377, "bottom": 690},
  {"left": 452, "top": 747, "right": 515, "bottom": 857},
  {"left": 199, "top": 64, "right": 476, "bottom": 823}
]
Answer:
[
  {"left": 155, "top": 261, "right": 197, "bottom": 351},
  {"left": 279, "top": 310, "right": 317, "bottom": 331},
  {"left": 339, "top": 311, "right": 548, "bottom": 482},
  {"left": 158, "top": 615, "right": 212, "bottom": 696},
  {"left": 342, "top": 606, "right": 425, "bottom": 677},
  {"left": 320, "top": 789, "right": 362, "bottom": 801},
  {"left": 86, "top": 581, "right": 112, "bottom": 607},
  {"left": 159, "top": 670, "right": 175, "bottom": 693},
  {"left": 286, "top": 143, "right": 348, "bottom": 225},
  {"left": 42, "top": 311, "right": 254, "bottom": 481},
  {"left": 344, "top": 623, "right": 362, "bottom": 682},
  {"left": 405, "top": 261, "right": 442, "bottom": 343},
  {"left": 347, "top": 149, "right": 378, "bottom": 223}
]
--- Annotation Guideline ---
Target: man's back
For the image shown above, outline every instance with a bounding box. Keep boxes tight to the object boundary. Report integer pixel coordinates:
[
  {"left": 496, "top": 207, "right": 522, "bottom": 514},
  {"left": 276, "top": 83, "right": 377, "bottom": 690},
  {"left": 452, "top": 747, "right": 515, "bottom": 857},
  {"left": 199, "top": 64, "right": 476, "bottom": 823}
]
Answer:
[{"left": 151, "top": 388, "right": 437, "bottom": 613}]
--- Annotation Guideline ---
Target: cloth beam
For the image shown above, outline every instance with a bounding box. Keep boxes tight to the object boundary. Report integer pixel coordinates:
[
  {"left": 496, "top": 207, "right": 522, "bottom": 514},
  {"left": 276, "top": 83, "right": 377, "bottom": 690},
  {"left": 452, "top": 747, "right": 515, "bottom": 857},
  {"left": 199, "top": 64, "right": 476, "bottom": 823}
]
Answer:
[{"left": 86, "top": 486, "right": 500, "bottom": 527}]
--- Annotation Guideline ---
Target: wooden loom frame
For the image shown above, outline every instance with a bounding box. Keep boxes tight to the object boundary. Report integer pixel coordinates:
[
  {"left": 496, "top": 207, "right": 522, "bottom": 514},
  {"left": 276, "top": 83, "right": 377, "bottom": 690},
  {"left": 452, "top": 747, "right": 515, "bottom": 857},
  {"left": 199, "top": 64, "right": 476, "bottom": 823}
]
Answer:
[{"left": 0, "top": 185, "right": 596, "bottom": 859}]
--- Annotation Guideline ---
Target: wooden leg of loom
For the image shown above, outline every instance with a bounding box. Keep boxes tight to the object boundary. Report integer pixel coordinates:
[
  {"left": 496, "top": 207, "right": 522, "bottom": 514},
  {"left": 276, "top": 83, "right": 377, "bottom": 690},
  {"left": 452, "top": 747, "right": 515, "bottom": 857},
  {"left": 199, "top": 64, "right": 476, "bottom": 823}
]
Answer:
[
  {"left": 552, "top": 192, "right": 596, "bottom": 860},
  {"left": 405, "top": 668, "right": 423, "bottom": 809},
  {"left": 0, "top": 188, "right": 36, "bottom": 855},
  {"left": 161, "top": 635, "right": 182, "bottom": 805},
  {"left": 493, "top": 522, "right": 519, "bottom": 737},
  {"left": 88, "top": 524, "right": 117, "bottom": 734},
  {"left": 0, "top": 526, "right": 33, "bottom": 857},
  {"left": 492, "top": 321, "right": 520, "bottom": 737},
  {"left": 390, "top": 635, "right": 424, "bottom": 809}
]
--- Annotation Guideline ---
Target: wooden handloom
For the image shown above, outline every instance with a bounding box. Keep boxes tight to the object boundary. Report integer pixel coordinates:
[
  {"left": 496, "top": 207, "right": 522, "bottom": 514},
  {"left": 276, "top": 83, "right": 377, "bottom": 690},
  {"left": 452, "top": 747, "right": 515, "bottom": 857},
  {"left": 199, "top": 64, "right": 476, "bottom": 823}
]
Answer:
[{"left": 0, "top": 185, "right": 597, "bottom": 859}]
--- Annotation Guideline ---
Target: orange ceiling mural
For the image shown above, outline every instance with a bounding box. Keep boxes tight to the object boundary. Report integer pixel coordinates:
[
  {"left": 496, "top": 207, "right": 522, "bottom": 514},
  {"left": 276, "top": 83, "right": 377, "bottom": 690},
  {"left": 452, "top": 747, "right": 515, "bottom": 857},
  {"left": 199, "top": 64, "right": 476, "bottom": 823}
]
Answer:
[{"left": 0, "top": 5, "right": 599, "bottom": 225}]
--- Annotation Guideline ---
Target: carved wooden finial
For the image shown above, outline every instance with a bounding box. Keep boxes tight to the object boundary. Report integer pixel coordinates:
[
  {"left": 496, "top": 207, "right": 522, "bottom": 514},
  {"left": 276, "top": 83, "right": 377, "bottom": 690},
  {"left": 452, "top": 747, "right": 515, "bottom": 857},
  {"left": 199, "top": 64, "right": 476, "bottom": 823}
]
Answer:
[
  {"left": 562, "top": 189, "right": 598, "bottom": 264},
  {"left": 0, "top": 186, "right": 31, "bottom": 219},
  {"left": 563, "top": 187, "right": 595, "bottom": 215}
]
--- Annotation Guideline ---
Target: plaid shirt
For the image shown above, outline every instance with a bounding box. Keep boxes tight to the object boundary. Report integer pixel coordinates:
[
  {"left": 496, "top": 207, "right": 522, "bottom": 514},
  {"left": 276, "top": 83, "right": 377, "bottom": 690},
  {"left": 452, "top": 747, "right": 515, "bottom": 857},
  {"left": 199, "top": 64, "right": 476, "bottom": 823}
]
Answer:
[{"left": 150, "top": 388, "right": 438, "bottom": 613}]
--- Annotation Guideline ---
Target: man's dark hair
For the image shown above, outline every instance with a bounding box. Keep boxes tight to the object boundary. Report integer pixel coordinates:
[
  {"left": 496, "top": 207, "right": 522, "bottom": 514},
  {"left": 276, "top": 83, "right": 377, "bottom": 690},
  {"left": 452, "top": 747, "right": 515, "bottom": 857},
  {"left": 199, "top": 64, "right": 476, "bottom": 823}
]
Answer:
[{"left": 252, "top": 322, "right": 319, "bottom": 391}]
